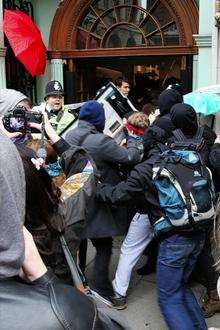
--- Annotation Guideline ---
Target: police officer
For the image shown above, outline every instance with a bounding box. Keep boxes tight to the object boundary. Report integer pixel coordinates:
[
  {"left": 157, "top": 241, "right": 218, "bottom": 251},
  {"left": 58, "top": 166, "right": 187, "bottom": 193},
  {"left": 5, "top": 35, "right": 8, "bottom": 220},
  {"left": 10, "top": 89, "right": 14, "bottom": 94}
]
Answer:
[{"left": 32, "top": 80, "right": 76, "bottom": 135}]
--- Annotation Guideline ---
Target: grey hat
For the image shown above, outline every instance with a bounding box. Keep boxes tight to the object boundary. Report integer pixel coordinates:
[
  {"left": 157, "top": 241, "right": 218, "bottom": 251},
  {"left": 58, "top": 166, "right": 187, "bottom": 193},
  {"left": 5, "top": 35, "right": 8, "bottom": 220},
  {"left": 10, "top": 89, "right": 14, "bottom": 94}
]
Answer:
[
  {"left": 44, "top": 80, "right": 64, "bottom": 99},
  {"left": 0, "top": 89, "right": 29, "bottom": 116}
]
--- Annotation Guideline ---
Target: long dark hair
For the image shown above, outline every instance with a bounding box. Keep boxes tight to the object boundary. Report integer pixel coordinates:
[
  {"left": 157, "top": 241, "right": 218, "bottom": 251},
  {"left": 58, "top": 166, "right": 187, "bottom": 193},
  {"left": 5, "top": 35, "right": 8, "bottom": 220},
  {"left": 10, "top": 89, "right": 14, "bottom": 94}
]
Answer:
[{"left": 16, "top": 145, "right": 60, "bottom": 231}]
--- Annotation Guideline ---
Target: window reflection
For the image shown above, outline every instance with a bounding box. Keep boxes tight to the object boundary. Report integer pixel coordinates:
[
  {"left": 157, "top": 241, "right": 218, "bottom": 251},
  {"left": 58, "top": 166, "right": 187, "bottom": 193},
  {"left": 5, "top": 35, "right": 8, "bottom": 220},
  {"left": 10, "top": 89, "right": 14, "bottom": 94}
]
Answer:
[
  {"left": 88, "top": 36, "right": 101, "bottom": 49},
  {"left": 136, "top": 0, "right": 157, "bottom": 10},
  {"left": 81, "top": 11, "right": 97, "bottom": 31},
  {"left": 77, "top": 29, "right": 88, "bottom": 49},
  {"left": 93, "top": 0, "right": 114, "bottom": 14},
  {"left": 163, "top": 23, "right": 179, "bottom": 45},
  {"left": 77, "top": 0, "right": 180, "bottom": 49},
  {"left": 141, "top": 17, "right": 157, "bottom": 36},
  {"left": 153, "top": 2, "right": 172, "bottom": 26},
  {"left": 130, "top": 8, "right": 146, "bottom": 26},
  {"left": 105, "top": 24, "right": 145, "bottom": 48},
  {"left": 103, "top": 10, "right": 116, "bottom": 26},
  {"left": 116, "top": 7, "right": 132, "bottom": 22},
  {"left": 148, "top": 33, "right": 162, "bottom": 46},
  {"left": 92, "top": 22, "right": 107, "bottom": 36},
  {"left": 114, "top": 0, "right": 133, "bottom": 5}
]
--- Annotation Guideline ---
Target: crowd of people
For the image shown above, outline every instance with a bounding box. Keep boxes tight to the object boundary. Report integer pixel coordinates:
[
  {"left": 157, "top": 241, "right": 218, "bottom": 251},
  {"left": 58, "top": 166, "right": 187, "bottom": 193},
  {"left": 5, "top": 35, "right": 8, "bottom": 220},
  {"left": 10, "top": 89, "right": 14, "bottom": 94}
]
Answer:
[{"left": 0, "top": 77, "right": 220, "bottom": 330}]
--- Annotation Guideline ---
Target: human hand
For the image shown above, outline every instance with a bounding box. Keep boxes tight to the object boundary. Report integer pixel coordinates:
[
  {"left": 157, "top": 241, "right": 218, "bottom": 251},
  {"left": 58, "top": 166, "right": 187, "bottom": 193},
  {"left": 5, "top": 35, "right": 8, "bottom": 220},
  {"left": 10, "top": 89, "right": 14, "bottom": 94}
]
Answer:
[
  {"left": 19, "top": 227, "right": 47, "bottom": 282},
  {"left": 29, "top": 111, "right": 60, "bottom": 144}
]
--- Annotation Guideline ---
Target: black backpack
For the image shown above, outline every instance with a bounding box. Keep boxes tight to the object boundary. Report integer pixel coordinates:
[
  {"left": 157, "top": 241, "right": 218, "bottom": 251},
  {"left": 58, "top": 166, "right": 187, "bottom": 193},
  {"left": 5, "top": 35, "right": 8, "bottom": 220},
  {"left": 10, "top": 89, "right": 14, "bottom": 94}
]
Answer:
[{"left": 152, "top": 128, "right": 215, "bottom": 236}]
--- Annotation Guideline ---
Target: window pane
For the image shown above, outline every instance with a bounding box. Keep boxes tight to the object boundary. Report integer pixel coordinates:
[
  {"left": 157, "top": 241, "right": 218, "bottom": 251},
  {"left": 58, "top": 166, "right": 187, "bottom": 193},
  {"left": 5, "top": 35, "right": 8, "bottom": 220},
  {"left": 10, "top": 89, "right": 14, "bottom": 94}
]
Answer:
[
  {"left": 81, "top": 11, "right": 97, "bottom": 31},
  {"left": 116, "top": 6, "right": 132, "bottom": 22},
  {"left": 103, "top": 10, "right": 116, "bottom": 26},
  {"left": 114, "top": 0, "right": 133, "bottom": 5},
  {"left": 136, "top": 0, "right": 157, "bottom": 11},
  {"left": 78, "top": 0, "right": 180, "bottom": 49},
  {"left": 105, "top": 24, "right": 145, "bottom": 48},
  {"left": 77, "top": 29, "right": 88, "bottom": 49},
  {"left": 130, "top": 8, "right": 146, "bottom": 26},
  {"left": 163, "top": 23, "right": 179, "bottom": 45},
  {"left": 151, "top": 2, "right": 172, "bottom": 26},
  {"left": 141, "top": 17, "right": 157, "bottom": 36},
  {"left": 88, "top": 36, "right": 101, "bottom": 49},
  {"left": 148, "top": 32, "right": 162, "bottom": 46},
  {"left": 92, "top": 21, "right": 107, "bottom": 36},
  {"left": 92, "top": 0, "right": 114, "bottom": 14}
]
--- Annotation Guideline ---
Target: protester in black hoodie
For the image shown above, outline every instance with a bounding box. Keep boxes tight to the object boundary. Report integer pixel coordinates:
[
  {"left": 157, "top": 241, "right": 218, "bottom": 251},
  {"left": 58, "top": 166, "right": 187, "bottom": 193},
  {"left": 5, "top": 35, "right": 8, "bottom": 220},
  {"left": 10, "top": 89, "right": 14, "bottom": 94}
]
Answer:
[
  {"left": 169, "top": 103, "right": 216, "bottom": 163},
  {"left": 97, "top": 124, "right": 208, "bottom": 330},
  {"left": 153, "top": 89, "right": 183, "bottom": 137},
  {"left": 170, "top": 103, "right": 219, "bottom": 318}
]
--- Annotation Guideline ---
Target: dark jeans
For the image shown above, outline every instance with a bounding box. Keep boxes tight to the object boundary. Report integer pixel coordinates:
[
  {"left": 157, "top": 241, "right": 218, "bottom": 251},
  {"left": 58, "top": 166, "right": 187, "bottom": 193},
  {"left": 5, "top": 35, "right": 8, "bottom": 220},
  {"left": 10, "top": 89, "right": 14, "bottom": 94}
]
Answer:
[
  {"left": 157, "top": 233, "right": 207, "bottom": 330},
  {"left": 90, "top": 237, "right": 114, "bottom": 297}
]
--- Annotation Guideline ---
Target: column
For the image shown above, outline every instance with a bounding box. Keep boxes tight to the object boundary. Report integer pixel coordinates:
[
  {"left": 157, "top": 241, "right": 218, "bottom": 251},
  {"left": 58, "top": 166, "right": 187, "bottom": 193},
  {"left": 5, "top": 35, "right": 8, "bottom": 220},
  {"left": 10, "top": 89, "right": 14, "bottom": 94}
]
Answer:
[
  {"left": 193, "top": 0, "right": 215, "bottom": 88},
  {"left": 0, "top": 0, "right": 6, "bottom": 88},
  {"left": 212, "top": 0, "right": 220, "bottom": 134},
  {"left": 50, "top": 59, "right": 64, "bottom": 87},
  {"left": 193, "top": 1, "right": 214, "bottom": 127},
  {"left": 193, "top": 35, "right": 213, "bottom": 88},
  {"left": 192, "top": 55, "right": 198, "bottom": 90}
]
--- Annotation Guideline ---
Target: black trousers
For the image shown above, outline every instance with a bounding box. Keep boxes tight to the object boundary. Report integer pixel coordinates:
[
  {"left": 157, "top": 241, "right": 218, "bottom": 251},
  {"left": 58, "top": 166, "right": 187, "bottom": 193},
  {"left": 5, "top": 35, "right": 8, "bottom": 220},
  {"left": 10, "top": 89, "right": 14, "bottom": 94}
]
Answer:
[
  {"left": 90, "top": 237, "right": 114, "bottom": 296},
  {"left": 79, "top": 237, "right": 114, "bottom": 296},
  {"left": 193, "top": 228, "right": 218, "bottom": 291}
]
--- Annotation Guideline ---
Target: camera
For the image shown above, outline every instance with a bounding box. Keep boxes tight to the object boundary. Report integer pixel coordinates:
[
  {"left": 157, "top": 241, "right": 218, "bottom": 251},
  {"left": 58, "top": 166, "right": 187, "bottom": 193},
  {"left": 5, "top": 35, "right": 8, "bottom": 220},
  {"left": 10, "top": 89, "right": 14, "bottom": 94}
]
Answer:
[{"left": 3, "top": 106, "right": 42, "bottom": 133}]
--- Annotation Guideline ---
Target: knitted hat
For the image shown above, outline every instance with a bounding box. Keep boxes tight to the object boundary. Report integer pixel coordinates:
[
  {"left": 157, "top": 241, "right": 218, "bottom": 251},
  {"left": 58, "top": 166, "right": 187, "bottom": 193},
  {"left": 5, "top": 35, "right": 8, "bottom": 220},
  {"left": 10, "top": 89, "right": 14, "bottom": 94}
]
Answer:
[{"left": 79, "top": 100, "right": 105, "bottom": 132}]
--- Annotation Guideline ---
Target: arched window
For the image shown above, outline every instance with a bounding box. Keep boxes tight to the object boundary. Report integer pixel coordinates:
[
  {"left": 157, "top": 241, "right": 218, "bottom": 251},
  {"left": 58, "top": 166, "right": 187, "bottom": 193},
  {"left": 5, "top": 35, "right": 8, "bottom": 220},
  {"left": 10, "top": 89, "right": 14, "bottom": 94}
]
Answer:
[{"left": 77, "top": 0, "right": 180, "bottom": 49}]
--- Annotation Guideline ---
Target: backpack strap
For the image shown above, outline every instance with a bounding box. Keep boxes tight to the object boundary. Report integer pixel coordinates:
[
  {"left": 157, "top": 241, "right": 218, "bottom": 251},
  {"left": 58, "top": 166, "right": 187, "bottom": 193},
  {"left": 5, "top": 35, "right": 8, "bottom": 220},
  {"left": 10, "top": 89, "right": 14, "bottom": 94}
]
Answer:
[
  {"left": 194, "top": 126, "right": 205, "bottom": 140},
  {"left": 172, "top": 129, "right": 186, "bottom": 141},
  {"left": 185, "top": 195, "right": 197, "bottom": 229}
]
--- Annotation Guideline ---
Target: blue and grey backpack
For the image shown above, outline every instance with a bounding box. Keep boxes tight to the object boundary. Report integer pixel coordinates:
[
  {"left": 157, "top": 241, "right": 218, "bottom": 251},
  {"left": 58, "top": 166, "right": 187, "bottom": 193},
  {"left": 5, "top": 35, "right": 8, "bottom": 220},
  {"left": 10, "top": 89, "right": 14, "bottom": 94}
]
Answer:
[{"left": 153, "top": 128, "right": 215, "bottom": 235}]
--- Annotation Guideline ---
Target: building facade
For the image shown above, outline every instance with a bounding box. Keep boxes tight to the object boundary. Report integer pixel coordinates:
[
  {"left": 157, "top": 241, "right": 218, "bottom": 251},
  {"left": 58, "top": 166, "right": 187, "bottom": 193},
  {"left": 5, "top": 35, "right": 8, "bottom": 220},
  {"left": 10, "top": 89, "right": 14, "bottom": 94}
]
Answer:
[{"left": 0, "top": 0, "right": 219, "bottom": 109}]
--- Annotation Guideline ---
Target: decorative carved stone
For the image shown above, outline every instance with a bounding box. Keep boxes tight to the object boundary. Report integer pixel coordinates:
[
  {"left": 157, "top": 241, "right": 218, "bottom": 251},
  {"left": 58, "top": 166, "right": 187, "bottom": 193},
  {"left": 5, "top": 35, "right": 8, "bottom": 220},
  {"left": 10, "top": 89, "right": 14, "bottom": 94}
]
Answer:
[
  {"left": 215, "top": 12, "right": 220, "bottom": 28},
  {"left": 49, "top": 0, "right": 199, "bottom": 57}
]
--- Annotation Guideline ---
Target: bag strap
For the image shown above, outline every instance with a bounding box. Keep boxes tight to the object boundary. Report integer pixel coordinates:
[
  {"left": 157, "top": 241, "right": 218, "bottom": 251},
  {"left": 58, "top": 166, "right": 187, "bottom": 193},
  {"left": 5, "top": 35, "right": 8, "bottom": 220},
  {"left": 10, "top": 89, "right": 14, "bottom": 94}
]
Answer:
[
  {"left": 172, "top": 129, "right": 186, "bottom": 141},
  {"left": 77, "top": 133, "right": 99, "bottom": 175},
  {"left": 60, "top": 235, "right": 86, "bottom": 292},
  {"left": 194, "top": 126, "right": 205, "bottom": 140}
]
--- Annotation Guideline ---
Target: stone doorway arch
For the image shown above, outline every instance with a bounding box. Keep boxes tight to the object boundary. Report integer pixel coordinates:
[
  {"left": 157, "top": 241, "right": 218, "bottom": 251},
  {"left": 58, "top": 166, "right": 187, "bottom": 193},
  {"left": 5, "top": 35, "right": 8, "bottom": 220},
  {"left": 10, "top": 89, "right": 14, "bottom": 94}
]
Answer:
[
  {"left": 48, "top": 0, "right": 198, "bottom": 102},
  {"left": 49, "top": 0, "right": 198, "bottom": 58}
]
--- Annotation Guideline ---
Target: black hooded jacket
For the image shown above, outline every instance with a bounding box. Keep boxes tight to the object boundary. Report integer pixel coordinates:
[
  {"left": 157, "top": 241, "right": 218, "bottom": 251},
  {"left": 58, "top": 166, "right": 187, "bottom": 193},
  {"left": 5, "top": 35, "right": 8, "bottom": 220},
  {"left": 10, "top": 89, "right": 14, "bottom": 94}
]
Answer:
[
  {"left": 97, "top": 127, "right": 168, "bottom": 227},
  {"left": 97, "top": 122, "right": 215, "bottom": 233},
  {"left": 169, "top": 103, "right": 216, "bottom": 163}
]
